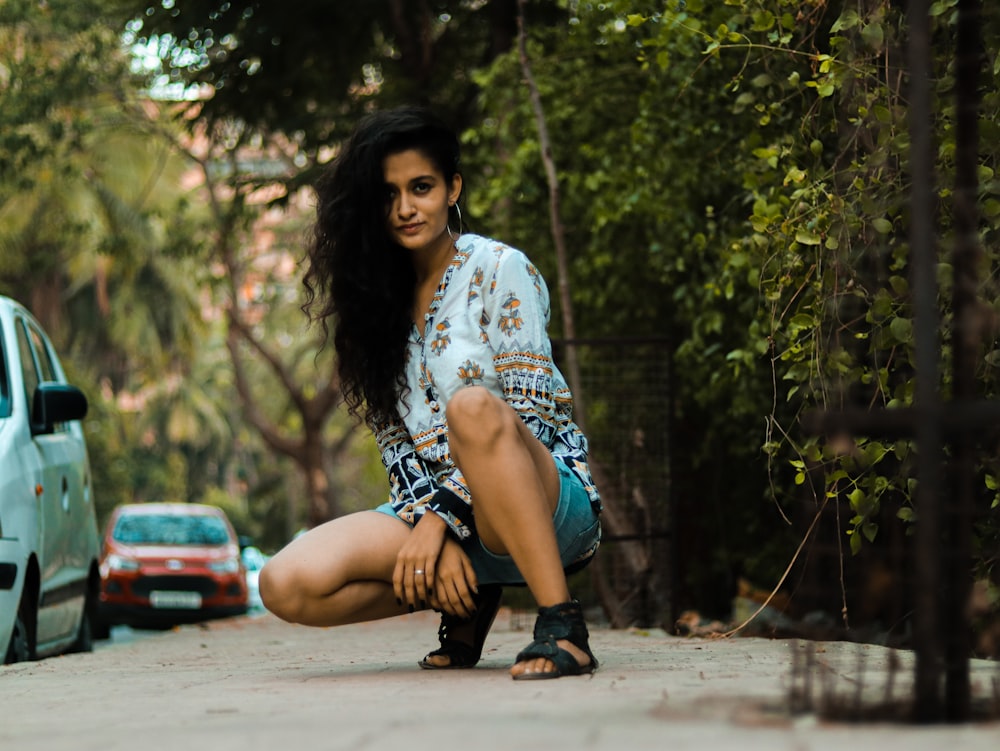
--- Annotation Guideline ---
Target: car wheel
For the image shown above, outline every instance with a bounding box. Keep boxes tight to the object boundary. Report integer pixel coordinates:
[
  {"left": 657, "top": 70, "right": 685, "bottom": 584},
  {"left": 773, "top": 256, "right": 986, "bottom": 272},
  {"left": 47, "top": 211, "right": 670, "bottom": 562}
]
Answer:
[
  {"left": 69, "top": 608, "right": 93, "bottom": 654},
  {"left": 91, "top": 613, "right": 111, "bottom": 641},
  {"left": 4, "top": 597, "right": 33, "bottom": 664},
  {"left": 70, "top": 584, "right": 102, "bottom": 651}
]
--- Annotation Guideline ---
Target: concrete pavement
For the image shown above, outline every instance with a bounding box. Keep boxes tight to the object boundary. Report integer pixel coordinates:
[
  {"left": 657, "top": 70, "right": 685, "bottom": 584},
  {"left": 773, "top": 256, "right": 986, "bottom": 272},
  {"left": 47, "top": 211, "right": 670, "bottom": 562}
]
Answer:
[{"left": 1, "top": 608, "right": 998, "bottom": 750}]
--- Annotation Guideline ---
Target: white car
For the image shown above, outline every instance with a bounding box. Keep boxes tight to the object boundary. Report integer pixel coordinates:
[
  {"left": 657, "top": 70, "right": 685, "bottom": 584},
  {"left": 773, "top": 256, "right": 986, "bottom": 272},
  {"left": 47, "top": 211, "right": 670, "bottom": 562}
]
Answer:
[
  {"left": 0, "top": 295, "right": 102, "bottom": 663},
  {"left": 240, "top": 545, "right": 268, "bottom": 612}
]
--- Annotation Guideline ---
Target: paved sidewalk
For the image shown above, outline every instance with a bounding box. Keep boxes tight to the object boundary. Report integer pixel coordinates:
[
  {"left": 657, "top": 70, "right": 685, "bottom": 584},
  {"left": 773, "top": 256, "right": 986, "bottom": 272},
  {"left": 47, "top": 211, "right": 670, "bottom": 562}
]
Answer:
[{"left": 1, "top": 608, "right": 998, "bottom": 750}]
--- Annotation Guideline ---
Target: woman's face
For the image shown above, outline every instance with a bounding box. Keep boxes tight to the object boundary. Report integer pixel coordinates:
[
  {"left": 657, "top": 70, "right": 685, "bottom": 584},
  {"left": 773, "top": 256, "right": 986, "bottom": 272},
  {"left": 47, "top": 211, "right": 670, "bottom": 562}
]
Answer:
[{"left": 383, "top": 149, "right": 462, "bottom": 256}]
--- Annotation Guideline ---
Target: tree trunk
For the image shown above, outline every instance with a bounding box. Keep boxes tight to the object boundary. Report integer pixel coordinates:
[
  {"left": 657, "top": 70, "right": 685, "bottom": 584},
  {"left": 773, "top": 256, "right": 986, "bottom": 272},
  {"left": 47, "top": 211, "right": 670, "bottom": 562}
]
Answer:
[{"left": 516, "top": 0, "right": 665, "bottom": 627}]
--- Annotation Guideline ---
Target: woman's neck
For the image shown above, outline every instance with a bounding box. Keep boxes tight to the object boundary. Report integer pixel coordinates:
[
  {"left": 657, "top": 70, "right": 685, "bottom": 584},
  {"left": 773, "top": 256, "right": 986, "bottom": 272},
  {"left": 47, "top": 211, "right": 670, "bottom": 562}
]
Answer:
[{"left": 412, "top": 234, "right": 457, "bottom": 285}]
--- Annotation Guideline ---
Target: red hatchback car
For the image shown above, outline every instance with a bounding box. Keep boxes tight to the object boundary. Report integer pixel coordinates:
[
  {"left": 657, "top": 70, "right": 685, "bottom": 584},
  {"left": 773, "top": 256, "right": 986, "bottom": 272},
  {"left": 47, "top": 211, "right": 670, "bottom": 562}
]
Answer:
[{"left": 98, "top": 503, "right": 248, "bottom": 629}]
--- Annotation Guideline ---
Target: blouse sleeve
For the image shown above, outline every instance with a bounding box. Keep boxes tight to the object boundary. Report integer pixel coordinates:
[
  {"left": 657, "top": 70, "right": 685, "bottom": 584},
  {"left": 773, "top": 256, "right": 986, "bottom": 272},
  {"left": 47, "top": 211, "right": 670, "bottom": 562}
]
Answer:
[
  {"left": 374, "top": 418, "right": 477, "bottom": 540},
  {"left": 483, "top": 251, "right": 558, "bottom": 446}
]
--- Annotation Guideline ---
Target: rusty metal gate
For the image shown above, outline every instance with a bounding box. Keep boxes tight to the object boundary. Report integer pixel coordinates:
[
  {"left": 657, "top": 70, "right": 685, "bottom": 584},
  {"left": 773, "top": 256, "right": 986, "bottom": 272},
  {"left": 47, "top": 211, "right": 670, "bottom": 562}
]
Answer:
[{"left": 806, "top": 0, "right": 987, "bottom": 723}]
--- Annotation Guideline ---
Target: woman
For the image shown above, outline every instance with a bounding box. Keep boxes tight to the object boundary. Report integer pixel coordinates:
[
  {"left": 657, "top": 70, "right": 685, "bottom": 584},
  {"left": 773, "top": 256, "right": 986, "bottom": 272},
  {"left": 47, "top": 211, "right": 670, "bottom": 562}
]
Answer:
[{"left": 259, "top": 106, "right": 602, "bottom": 679}]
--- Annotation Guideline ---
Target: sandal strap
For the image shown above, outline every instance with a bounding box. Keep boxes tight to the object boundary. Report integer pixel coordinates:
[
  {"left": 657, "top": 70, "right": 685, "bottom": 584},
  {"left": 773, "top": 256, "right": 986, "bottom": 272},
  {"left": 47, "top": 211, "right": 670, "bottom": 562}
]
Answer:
[
  {"left": 533, "top": 600, "right": 589, "bottom": 643},
  {"left": 515, "top": 599, "right": 599, "bottom": 676},
  {"left": 420, "top": 584, "right": 503, "bottom": 669},
  {"left": 424, "top": 640, "right": 479, "bottom": 667},
  {"left": 515, "top": 638, "right": 561, "bottom": 661}
]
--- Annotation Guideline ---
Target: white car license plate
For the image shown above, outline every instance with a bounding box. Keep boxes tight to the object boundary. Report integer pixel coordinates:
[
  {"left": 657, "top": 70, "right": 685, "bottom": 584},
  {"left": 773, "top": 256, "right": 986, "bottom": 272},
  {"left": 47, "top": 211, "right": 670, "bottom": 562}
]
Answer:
[{"left": 150, "top": 590, "right": 202, "bottom": 609}]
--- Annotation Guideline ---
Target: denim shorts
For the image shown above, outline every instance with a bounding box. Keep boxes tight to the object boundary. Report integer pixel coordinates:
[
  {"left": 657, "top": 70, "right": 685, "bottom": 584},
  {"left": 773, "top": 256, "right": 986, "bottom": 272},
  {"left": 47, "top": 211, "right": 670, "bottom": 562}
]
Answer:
[{"left": 373, "top": 460, "right": 601, "bottom": 585}]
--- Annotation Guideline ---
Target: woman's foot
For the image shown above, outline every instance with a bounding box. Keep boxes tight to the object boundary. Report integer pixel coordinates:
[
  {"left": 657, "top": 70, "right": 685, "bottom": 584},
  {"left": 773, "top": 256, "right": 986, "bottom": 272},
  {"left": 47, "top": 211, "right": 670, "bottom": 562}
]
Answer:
[
  {"left": 509, "top": 638, "right": 592, "bottom": 678},
  {"left": 510, "top": 600, "right": 598, "bottom": 680},
  {"left": 419, "top": 584, "right": 502, "bottom": 669}
]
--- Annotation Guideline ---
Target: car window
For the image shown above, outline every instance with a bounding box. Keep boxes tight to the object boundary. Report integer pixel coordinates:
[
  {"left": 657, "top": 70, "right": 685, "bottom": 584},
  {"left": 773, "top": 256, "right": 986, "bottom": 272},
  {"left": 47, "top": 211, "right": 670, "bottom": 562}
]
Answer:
[
  {"left": 15, "top": 318, "right": 67, "bottom": 432},
  {"left": 0, "top": 328, "right": 10, "bottom": 418},
  {"left": 15, "top": 320, "right": 39, "bottom": 416},
  {"left": 26, "top": 322, "right": 57, "bottom": 382},
  {"left": 112, "top": 514, "right": 232, "bottom": 546}
]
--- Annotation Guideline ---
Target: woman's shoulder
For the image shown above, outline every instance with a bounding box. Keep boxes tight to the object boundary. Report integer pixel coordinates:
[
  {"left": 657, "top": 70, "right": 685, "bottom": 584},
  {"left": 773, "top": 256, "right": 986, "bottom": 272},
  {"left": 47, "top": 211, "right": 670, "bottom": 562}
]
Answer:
[{"left": 457, "top": 234, "right": 532, "bottom": 269}]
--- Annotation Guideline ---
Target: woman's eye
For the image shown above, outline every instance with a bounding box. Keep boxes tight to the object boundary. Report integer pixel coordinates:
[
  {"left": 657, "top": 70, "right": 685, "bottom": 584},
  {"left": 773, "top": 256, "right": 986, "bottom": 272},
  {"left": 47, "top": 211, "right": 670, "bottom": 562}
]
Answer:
[{"left": 414, "top": 182, "right": 431, "bottom": 194}]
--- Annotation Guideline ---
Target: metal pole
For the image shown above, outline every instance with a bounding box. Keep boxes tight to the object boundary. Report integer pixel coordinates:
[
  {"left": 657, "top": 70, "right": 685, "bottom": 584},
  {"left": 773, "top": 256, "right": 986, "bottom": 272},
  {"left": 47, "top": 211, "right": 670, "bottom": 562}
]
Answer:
[
  {"left": 944, "top": 0, "right": 982, "bottom": 721},
  {"left": 907, "top": 0, "right": 945, "bottom": 722}
]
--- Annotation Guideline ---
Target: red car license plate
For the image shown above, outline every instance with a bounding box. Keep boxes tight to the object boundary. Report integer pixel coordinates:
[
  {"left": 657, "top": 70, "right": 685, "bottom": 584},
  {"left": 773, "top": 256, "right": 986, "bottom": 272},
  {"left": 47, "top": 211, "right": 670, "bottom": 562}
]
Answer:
[{"left": 150, "top": 590, "right": 202, "bottom": 609}]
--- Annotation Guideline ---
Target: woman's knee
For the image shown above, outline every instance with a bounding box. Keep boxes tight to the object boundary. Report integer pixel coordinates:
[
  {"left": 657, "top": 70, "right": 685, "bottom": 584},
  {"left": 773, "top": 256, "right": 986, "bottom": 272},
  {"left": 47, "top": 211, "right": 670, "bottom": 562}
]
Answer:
[
  {"left": 446, "top": 386, "right": 513, "bottom": 446},
  {"left": 258, "top": 555, "right": 307, "bottom": 622}
]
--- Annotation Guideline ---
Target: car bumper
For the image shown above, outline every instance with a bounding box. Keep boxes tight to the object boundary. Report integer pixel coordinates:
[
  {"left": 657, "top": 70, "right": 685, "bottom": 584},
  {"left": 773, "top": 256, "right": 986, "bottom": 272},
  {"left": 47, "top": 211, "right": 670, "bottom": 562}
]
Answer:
[
  {"left": 100, "top": 571, "right": 248, "bottom": 628},
  {"left": 98, "top": 601, "right": 248, "bottom": 628}
]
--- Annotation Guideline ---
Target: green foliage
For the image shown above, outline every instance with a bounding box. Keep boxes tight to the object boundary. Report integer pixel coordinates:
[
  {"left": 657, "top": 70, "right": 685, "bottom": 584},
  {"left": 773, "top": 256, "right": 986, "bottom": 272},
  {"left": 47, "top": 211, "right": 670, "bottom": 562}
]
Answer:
[
  {"left": 462, "top": 0, "right": 1000, "bottom": 610},
  {"left": 673, "top": 0, "right": 1000, "bottom": 576}
]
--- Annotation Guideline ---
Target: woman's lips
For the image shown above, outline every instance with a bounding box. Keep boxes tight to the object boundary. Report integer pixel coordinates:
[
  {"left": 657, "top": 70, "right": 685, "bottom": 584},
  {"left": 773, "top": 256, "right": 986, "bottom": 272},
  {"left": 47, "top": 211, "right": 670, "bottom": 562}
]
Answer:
[{"left": 398, "top": 223, "right": 423, "bottom": 234}]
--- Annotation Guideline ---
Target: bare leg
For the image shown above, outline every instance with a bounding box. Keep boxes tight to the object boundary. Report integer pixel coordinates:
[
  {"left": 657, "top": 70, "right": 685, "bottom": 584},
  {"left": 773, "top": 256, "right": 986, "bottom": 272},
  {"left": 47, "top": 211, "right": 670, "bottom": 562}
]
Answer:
[
  {"left": 445, "top": 386, "right": 592, "bottom": 677},
  {"left": 259, "top": 511, "right": 413, "bottom": 626}
]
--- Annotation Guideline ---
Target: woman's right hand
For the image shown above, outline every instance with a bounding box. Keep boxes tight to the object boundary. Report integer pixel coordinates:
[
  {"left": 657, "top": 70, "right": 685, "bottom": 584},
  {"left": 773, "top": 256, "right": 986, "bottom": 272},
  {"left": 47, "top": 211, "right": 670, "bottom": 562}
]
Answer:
[{"left": 429, "top": 537, "right": 479, "bottom": 618}]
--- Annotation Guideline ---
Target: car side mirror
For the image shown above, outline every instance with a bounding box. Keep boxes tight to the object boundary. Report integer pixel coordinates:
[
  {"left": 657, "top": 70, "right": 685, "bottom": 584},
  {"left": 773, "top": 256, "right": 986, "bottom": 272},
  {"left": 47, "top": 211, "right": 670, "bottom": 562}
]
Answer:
[{"left": 31, "top": 382, "right": 88, "bottom": 436}]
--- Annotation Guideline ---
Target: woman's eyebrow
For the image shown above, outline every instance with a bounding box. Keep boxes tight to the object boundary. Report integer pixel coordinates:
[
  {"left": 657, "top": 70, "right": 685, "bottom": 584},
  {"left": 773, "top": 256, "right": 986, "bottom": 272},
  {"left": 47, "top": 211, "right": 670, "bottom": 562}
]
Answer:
[{"left": 384, "top": 174, "right": 437, "bottom": 188}]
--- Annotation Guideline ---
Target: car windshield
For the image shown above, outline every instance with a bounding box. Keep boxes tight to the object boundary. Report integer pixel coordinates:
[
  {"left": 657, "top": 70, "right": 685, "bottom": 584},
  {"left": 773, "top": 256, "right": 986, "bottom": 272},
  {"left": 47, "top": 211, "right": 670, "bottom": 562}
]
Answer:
[{"left": 113, "top": 513, "right": 231, "bottom": 546}]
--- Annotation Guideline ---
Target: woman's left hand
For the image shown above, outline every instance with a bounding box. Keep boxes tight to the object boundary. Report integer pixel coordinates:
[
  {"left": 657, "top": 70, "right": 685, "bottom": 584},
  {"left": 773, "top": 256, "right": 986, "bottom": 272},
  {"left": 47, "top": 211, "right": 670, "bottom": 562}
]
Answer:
[{"left": 393, "top": 512, "right": 448, "bottom": 610}]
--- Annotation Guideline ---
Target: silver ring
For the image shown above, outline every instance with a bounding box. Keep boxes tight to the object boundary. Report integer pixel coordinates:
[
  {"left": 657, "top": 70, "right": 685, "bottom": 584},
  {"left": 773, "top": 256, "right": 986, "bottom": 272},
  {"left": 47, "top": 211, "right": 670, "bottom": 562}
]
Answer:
[{"left": 414, "top": 569, "right": 425, "bottom": 575}]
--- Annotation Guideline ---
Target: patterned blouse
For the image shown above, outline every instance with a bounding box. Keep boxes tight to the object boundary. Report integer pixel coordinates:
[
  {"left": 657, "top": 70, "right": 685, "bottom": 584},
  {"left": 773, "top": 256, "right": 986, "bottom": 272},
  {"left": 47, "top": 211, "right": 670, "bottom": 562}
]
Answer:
[{"left": 373, "top": 233, "right": 601, "bottom": 540}]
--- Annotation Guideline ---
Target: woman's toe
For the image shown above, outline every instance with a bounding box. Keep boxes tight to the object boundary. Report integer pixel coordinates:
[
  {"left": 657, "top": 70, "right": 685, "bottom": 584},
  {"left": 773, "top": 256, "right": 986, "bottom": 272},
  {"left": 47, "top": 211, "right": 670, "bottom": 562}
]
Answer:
[{"left": 510, "top": 656, "right": 554, "bottom": 677}]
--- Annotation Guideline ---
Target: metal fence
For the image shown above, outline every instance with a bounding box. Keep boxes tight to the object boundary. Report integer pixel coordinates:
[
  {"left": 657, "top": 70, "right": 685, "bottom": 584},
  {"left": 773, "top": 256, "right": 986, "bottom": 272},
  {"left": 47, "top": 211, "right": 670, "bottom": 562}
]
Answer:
[
  {"left": 552, "top": 337, "right": 673, "bottom": 628},
  {"left": 802, "top": 0, "right": 992, "bottom": 723}
]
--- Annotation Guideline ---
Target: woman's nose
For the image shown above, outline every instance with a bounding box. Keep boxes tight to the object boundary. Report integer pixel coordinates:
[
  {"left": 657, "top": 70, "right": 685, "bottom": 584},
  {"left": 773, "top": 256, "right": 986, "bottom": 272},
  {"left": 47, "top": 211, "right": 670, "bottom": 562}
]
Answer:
[{"left": 397, "top": 193, "right": 415, "bottom": 217}]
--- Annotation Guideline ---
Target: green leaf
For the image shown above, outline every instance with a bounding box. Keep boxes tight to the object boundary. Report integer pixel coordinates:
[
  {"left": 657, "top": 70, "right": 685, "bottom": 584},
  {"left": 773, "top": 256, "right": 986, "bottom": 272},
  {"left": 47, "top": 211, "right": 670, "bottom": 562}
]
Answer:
[
  {"left": 784, "top": 167, "right": 806, "bottom": 184},
  {"left": 751, "top": 10, "right": 775, "bottom": 32},
  {"left": 848, "top": 488, "right": 866, "bottom": 510},
  {"left": 831, "top": 10, "right": 860, "bottom": 32},
  {"left": 889, "top": 316, "right": 913, "bottom": 344},
  {"left": 861, "top": 23, "right": 884, "bottom": 50},
  {"left": 862, "top": 521, "right": 879, "bottom": 543},
  {"left": 872, "top": 217, "right": 893, "bottom": 234},
  {"left": 888, "top": 275, "right": 909, "bottom": 296},
  {"left": 795, "top": 229, "right": 821, "bottom": 245},
  {"left": 930, "top": 0, "right": 957, "bottom": 16}
]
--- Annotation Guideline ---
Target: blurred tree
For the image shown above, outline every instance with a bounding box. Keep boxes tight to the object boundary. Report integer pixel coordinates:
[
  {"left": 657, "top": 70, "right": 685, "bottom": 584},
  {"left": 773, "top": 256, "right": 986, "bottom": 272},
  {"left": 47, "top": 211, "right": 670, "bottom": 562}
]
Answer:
[
  {"left": 0, "top": 0, "right": 226, "bottom": 519},
  {"left": 106, "top": 0, "right": 555, "bottom": 193}
]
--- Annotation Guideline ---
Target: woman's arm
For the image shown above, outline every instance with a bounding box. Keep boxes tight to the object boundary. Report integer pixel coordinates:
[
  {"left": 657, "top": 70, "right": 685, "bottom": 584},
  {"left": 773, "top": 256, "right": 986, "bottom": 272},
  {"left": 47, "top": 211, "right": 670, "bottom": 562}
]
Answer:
[
  {"left": 484, "top": 251, "right": 559, "bottom": 446},
  {"left": 374, "top": 418, "right": 477, "bottom": 540},
  {"left": 375, "top": 417, "right": 478, "bottom": 612}
]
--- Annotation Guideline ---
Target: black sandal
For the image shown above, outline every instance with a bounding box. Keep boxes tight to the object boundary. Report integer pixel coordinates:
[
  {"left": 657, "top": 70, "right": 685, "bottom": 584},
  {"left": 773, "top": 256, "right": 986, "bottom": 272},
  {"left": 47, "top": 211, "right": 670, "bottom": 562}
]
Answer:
[
  {"left": 418, "top": 584, "right": 503, "bottom": 669},
  {"left": 512, "top": 599, "right": 598, "bottom": 680}
]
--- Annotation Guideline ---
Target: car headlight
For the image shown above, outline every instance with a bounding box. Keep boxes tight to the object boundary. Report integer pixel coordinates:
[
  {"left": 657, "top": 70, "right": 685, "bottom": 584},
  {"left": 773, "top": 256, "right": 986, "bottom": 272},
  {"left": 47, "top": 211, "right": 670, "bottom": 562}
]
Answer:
[
  {"left": 106, "top": 554, "right": 140, "bottom": 572},
  {"left": 208, "top": 557, "right": 241, "bottom": 574}
]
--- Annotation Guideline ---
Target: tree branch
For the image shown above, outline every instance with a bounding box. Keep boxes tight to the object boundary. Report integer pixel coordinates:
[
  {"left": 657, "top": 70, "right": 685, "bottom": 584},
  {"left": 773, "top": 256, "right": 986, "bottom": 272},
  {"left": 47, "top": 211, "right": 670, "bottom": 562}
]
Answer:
[{"left": 516, "top": 0, "right": 586, "bottom": 432}]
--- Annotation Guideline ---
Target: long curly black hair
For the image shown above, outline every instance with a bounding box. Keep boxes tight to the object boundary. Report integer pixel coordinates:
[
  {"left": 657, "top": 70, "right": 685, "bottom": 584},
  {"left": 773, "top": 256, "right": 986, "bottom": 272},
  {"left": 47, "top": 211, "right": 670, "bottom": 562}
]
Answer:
[{"left": 303, "top": 107, "right": 462, "bottom": 428}]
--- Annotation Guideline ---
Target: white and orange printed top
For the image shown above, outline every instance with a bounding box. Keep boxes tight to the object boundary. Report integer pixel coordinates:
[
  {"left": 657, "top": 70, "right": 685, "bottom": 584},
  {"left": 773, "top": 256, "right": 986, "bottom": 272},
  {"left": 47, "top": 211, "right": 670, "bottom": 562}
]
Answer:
[{"left": 373, "top": 234, "right": 601, "bottom": 540}]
